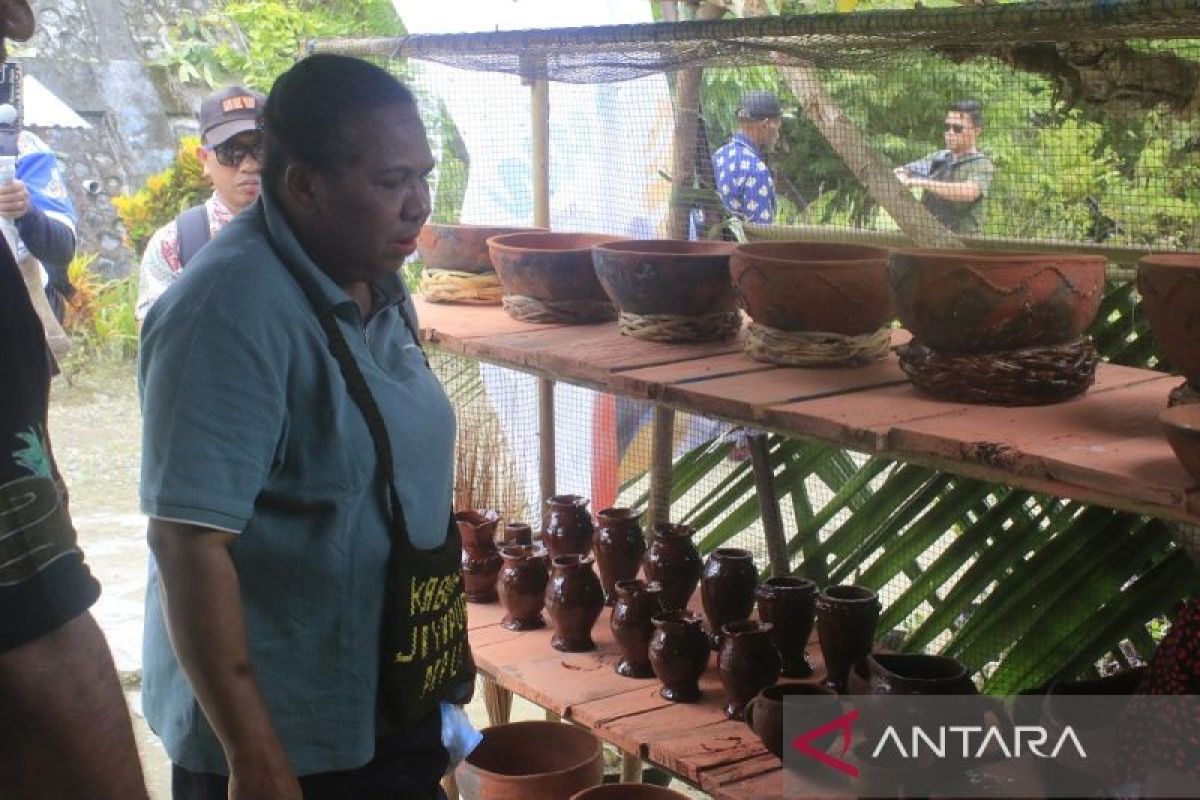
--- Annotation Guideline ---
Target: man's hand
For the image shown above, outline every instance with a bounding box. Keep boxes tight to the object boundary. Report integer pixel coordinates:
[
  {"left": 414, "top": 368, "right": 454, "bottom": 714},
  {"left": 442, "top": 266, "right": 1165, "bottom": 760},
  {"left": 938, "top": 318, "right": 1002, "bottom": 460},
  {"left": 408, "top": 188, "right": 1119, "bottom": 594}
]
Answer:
[
  {"left": 0, "top": 178, "right": 31, "bottom": 219},
  {"left": 893, "top": 167, "right": 919, "bottom": 188}
]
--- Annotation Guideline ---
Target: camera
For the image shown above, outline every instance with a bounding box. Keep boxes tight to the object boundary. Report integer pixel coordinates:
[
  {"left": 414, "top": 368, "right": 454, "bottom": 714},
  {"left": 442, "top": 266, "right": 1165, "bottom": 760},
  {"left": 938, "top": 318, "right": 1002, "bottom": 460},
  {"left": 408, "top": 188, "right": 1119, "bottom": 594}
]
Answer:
[{"left": 82, "top": 179, "right": 102, "bottom": 195}]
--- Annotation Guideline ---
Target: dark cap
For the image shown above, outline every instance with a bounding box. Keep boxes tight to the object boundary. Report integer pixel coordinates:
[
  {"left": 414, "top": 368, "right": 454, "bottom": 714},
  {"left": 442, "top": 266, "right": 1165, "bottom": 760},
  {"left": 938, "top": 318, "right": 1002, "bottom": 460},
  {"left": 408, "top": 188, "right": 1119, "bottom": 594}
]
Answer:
[
  {"left": 737, "top": 90, "right": 782, "bottom": 120},
  {"left": 200, "top": 86, "right": 266, "bottom": 146}
]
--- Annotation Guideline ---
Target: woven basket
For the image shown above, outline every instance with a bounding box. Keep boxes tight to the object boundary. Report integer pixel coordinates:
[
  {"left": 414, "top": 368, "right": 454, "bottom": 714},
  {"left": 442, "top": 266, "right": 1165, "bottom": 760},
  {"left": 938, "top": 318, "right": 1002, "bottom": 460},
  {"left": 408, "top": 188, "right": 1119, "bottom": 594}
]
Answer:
[{"left": 896, "top": 337, "right": 1098, "bottom": 406}]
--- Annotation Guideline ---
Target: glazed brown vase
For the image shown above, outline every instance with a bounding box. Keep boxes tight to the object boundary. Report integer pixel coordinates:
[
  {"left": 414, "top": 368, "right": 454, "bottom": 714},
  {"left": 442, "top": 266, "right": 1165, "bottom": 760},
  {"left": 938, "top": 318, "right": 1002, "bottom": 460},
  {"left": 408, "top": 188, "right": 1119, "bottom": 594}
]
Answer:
[
  {"left": 456, "top": 508, "right": 503, "bottom": 603},
  {"left": 503, "top": 521, "right": 534, "bottom": 546},
  {"left": 1137, "top": 253, "right": 1200, "bottom": 389},
  {"left": 610, "top": 579, "right": 663, "bottom": 678},
  {"left": 544, "top": 554, "right": 605, "bottom": 652},
  {"left": 815, "top": 584, "right": 880, "bottom": 694},
  {"left": 700, "top": 548, "right": 757, "bottom": 649},
  {"left": 497, "top": 544, "right": 550, "bottom": 631},
  {"left": 643, "top": 523, "right": 702, "bottom": 611},
  {"left": 730, "top": 242, "right": 893, "bottom": 335},
  {"left": 888, "top": 249, "right": 1106, "bottom": 352},
  {"left": 648, "top": 610, "right": 710, "bottom": 703},
  {"left": 755, "top": 576, "right": 819, "bottom": 678},
  {"left": 744, "top": 682, "right": 839, "bottom": 759},
  {"left": 544, "top": 495, "right": 595, "bottom": 559},
  {"left": 594, "top": 507, "right": 646, "bottom": 605},
  {"left": 717, "top": 620, "right": 781, "bottom": 720}
]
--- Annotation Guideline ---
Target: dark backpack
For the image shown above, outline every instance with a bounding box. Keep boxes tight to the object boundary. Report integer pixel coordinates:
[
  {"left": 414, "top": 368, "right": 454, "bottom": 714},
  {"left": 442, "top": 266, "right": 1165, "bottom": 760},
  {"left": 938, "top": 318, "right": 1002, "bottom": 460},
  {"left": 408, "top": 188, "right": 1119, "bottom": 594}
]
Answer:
[{"left": 175, "top": 204, "right": 210, "bottom": 269}]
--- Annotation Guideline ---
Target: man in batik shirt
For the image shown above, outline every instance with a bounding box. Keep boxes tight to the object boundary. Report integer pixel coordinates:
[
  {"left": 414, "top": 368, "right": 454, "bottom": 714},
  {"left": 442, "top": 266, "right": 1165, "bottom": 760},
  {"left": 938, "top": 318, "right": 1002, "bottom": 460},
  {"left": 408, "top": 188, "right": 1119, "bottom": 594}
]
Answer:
[{"left": 711, "top": 90, "right": 783, "bottom": 225}]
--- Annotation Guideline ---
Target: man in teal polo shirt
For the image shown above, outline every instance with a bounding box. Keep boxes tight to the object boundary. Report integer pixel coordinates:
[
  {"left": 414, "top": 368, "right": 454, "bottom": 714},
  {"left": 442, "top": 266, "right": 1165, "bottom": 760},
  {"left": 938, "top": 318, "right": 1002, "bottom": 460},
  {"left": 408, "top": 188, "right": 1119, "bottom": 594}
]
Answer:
[
  {"left": 140, "top": 55, "right": 467, "bottom": 799},
  {"left": 894, "top": 99, "right": 995, "bottom": 235}
]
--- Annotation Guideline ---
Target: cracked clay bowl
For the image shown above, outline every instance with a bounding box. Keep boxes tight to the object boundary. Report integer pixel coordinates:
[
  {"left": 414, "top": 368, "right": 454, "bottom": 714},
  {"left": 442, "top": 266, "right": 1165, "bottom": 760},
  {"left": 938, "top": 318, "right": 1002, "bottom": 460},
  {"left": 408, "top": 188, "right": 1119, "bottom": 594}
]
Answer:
[
  {"left": 1160, "top": 404, "right": 1200, "bottom": 484},
  {"left": 1137, "top": 253, "right": 1200, "bottom": 388},
  {"left": 731, "top": 241, "right": 893, "bottom": 335},
  {"left": 888, "top": 249, "right": 1106, "bottom": 353},
  {"left": 591, "top": 239, "right": 737, "bottom": 317},
  {"left": 487, "top": 231, "right": 623, "bottom": 303},
  {"left": 416, "top": 223, "right": 545, "bottom": 274}
]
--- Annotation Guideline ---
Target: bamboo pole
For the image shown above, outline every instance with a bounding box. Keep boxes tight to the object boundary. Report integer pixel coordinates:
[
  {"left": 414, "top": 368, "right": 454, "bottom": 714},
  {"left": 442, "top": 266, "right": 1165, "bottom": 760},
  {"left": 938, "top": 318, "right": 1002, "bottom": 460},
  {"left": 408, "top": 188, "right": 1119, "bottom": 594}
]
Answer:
[
  {"left": 749, "top": 433, "right": 791, "bottom": 578},
  {"left": 649, "top": 406, "right": 676, "bottom": 529}
]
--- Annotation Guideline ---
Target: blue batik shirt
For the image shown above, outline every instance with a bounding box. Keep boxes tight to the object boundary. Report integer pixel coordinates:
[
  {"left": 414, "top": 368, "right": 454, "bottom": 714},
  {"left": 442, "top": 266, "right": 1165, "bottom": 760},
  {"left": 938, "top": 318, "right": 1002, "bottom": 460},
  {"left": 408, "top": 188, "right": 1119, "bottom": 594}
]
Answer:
[{"left": 712, "top": 132, "right": 776, "bottom": 224}]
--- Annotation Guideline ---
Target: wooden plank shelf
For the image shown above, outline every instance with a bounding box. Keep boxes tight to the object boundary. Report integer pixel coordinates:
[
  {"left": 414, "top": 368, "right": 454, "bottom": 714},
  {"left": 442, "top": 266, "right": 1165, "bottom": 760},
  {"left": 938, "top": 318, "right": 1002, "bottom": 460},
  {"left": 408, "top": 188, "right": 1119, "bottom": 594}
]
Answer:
[{"left": 416, "top": 299, "right": 1200, "bottom": 525}]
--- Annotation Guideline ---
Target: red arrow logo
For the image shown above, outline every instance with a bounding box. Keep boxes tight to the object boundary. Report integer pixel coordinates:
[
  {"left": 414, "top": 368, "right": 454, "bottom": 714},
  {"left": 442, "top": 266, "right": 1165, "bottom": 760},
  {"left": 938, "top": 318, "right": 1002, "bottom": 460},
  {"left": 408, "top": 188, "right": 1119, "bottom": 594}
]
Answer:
[{"left": 790, "top": 707, "right": 860, "bottom": 778}]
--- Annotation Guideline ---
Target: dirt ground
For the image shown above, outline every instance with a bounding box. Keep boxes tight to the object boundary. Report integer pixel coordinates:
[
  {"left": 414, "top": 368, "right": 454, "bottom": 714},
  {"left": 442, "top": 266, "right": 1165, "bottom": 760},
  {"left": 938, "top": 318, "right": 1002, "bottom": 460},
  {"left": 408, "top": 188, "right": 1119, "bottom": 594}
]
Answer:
[{"left": 47, "top": 362, "right": 708, "bottom": 799}]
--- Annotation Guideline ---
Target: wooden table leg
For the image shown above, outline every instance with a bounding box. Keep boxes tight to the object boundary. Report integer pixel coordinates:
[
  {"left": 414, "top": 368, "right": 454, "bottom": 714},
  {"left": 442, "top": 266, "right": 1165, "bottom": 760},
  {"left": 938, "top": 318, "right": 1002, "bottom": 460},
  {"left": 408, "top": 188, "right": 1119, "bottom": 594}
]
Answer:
[
  {"left": 649, "top": 406, "right": 675, "bottom": 527},
  {"left": 441, "top": 772, "right": 459, "bottom": 800},
  {"left": 482, "top": 675, "right": 512, "bottom": 726},
  {"left": 749, "top": 432, "right": 791, "bottom": 578},
  {"left": 620, "top": 750, "right": 643, "bottom": 783},
  {"left": 545, "top": 709, "right": 561, "bottom": 722}
]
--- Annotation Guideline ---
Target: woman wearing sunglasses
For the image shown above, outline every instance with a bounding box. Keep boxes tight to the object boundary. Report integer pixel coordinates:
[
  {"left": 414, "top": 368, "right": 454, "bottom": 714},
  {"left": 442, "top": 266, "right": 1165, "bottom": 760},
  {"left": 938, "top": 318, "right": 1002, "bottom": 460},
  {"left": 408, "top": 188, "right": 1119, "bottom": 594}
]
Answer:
[
  {"left": 136, "top": 86, "right": 265, "bottom": 321},
  {"left": 893, "top": 99, "right": 995, "bottom": 235}
]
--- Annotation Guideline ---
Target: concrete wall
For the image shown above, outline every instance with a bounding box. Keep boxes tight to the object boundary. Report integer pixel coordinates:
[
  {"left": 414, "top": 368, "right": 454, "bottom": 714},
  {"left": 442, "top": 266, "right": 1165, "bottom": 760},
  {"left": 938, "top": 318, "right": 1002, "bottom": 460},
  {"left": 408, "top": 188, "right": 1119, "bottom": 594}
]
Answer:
[{"left": 19, "top": 0, "right": 213, "bottom": 277}]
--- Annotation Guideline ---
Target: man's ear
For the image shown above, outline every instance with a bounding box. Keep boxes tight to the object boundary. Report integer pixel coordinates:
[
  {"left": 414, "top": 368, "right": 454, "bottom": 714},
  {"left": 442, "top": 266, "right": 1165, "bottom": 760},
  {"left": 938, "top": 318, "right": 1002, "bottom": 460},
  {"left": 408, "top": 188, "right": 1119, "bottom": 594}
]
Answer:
[{"left": 282, "top": 162, "right": 319, "bottom": 215}]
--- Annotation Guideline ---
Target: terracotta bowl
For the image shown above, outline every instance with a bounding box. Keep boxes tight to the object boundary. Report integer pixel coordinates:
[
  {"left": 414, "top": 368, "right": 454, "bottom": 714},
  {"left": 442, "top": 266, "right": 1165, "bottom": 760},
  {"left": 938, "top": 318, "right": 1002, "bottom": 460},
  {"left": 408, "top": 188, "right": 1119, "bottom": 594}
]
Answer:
[
  {"left": 456, "top": 720, "right": 604, "bottom": 800},
  {"left": 1137, "top": 253, "right": 1200, "bottom": 387},
  {"left": 416, "top": 223, "right": 545, "bottom": 274},
  {"left": 572, "top": 785, "right": 691, "bottom": 799},
  {"left": 888, "top": 249, "right": 1106, "bottom": 353},
  {"left": 488, "top": 232, "right": 622, "bottom": 303},
  {"left": 591, "top": 239, "right": 737, "bottom": 317},
  {"left": 730, "top": 241, "right": 893, "bottom": 335},
  {"left": 1160, "top": 404, "right": 1200, "bottom": 483}
]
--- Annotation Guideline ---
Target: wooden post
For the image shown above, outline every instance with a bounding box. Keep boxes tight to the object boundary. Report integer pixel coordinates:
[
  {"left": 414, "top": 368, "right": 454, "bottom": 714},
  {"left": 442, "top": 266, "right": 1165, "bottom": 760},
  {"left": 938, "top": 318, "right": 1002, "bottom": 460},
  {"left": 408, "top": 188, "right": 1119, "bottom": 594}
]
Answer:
[
  {"left": 538, "top": 377, "right": 556, "bottom": 522},
  {"left": 749, "top": 432, "right": 790, "bottom": 578},
  {"left": 482, "top": 676, "right": 513, "bottom": 725},
  {"left": 648, "top": 406, "right": 675, "bottom": 529},
  {"left": 621, "top": 751, "right": 643, "bottom": 783}
]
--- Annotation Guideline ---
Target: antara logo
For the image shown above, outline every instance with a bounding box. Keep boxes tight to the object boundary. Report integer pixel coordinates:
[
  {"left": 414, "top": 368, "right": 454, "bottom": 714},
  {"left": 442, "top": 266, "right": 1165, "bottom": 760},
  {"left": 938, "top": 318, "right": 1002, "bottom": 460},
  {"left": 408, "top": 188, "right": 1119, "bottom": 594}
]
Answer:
[
  {"left": 791, "top": 708, "right": 861, "bottom": 778},
  {"left": 871, "top": 725, "right": 1087, "bottom": 760}
]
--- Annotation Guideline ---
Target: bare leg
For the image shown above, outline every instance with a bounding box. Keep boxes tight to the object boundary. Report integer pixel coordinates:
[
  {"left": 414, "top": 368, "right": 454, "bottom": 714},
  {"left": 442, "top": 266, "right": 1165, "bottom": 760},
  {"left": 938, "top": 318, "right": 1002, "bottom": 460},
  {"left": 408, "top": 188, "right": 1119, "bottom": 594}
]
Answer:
[{"left": 0, "top": 611, "right": 148, "bottom": 799}]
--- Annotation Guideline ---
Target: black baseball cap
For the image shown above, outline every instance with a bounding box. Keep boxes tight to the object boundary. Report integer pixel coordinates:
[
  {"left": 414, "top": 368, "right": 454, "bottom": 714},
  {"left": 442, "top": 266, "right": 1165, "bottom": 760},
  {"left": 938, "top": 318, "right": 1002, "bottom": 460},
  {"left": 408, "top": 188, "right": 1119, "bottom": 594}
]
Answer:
[
  {"left": 738, "top": 90, "right": 783, "bottom": 120},
  {"left": 199, "top": 86, "right": 266, "bottom": 146}
]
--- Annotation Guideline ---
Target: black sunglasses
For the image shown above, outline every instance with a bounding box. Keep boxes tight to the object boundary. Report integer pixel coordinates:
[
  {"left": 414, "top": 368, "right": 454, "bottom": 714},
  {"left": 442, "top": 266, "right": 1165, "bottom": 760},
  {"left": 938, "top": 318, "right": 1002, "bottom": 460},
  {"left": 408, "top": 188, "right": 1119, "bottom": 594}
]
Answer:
[
  {"left": 944, "top": 123, "right": 967, "bottom": 134},
  {"left": 208, "top": 135, "right": 264, "bottom": 167}
]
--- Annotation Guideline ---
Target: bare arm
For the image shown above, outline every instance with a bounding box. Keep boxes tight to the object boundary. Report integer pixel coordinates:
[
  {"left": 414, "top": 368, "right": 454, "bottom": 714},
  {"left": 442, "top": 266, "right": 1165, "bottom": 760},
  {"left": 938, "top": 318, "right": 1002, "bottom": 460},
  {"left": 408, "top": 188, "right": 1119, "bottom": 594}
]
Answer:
[
  {"left": 148, "top": 518, "right": 301, "bottom": 800},
  {"left": 0, "top": 611, "right": 148, "bottom": 800},
  {"left": 896, "top": 171, "right": 982, "bottom": 203}
]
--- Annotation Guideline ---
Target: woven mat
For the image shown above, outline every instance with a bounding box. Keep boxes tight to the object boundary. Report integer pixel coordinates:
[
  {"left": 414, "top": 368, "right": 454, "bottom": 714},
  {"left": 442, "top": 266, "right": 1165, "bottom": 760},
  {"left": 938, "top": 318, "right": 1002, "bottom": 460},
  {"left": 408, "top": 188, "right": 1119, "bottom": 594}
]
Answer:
[
  {"left": 502, "top": 293, "right": 616, "bottom": 324},
  {"left": 897, "top": 337, "right": 1099, "bottom": 406},
  {"left": 1168, "top": 381, "right": 1200, "bottom": 408},
  {"left": 618, "top": 310, "right": 741, "bottom": 343},
  {"left": 421, "top": 268, "right": 503, "bottom": 305},
  {"left": 745, "top": 322, "right": 891, "bottom": 367}
]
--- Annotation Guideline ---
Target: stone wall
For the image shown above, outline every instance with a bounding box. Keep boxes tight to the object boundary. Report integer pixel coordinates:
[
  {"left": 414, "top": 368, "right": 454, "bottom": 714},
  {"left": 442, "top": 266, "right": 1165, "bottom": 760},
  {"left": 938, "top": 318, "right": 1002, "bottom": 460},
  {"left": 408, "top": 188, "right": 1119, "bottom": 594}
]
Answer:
[{"left": 18, "top": 0, "right": 213, "bottom": 277}]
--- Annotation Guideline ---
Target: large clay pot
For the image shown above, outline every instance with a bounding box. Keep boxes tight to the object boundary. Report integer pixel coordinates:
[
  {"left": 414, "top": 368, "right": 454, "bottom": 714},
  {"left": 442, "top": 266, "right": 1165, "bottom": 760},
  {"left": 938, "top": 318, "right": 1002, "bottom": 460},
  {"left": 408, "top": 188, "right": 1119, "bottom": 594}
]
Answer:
[
  {"left": 591, "top": 240, "right": 738, "bottom": 341},
  {"left": 572, "top": 786, "right": 690, "bottom": 799},
  {"left": 487, "top": 232, "right": 620, "bottom": 306},
  {"left": 888, "top": 249, "right": 1106, "bottom": 352},
  {"left": 862, "top": 653, "right": 976, "bottom": 695},
  {"left": 544, "top": 554, "right": 605, "bottom": 652},
  {"left": 497, "top": 544, "right": 550, "bottom": 631},
  {"left": 416, "top": 223, "right": 544, "bottom": 274},
  {"left": 594, "top": 508, "right": 646, "bottom": 605},
  {"left": 731, "top": 241, "right": 893, "bottom": 334},
  {"left": 815, "top": 584, "right": 880, "bottom": 693},
  {"left": 717, "top": 619, "right": 781, "bottom": 720},
  {"left": 456, "top": 508, "right": 502, "bottom": 603},
  {"left": 643, "top": 523, "right": 702, "bottom": 611},
  {"left": 544, "top": 494, "right": 595, "bottom": 559},
  {"left": 456, "top": 720, "right": 603, "bottom": 800},
  {"left": 648, "top": 610, "right": 710, "bottom": 703},
  {"left": 1138, "top": 253, "right": 1200, "bottom": 388},
  {"left": 1160, "top": 405, "right": 1200, "bottom": 482},
  {"left": 700, "top": 548, "right": 757, "bottom": 649},
  {"left": 610, "top": 579, "right": 663, "bottom": 678},
  {"left": 755, "top": 576, "right": 818, "bottom": 678},
  {"left": 744, "top": 682, "right": 839, "bottom": 759}
]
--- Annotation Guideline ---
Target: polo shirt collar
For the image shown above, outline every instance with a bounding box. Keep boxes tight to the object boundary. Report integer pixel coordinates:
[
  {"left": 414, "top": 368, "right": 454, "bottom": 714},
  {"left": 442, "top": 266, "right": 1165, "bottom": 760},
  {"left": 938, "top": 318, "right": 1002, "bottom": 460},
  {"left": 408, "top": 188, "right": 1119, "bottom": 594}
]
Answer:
[{"left": 258, "top": 186, "right": 406, "bottom": 317}]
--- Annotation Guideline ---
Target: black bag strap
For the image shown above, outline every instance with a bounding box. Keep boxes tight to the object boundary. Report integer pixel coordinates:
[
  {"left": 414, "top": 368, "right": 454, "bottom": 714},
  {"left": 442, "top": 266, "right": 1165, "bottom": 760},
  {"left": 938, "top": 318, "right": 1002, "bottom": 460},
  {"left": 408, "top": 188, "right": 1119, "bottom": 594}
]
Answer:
[{"left": 175, "top": 204, "right": 211, "bottom": 269}]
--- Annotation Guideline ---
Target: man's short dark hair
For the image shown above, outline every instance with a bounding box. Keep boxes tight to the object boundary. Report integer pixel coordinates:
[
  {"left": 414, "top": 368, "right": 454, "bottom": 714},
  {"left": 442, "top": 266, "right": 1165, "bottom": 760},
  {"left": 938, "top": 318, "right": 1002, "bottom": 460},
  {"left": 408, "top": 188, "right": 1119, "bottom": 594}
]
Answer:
[
  {"left": 262, "top": 54, "right": 416, "bottom": 191},
  {"left": 949, "top": 100, "right": 983, "bottom": 129}
]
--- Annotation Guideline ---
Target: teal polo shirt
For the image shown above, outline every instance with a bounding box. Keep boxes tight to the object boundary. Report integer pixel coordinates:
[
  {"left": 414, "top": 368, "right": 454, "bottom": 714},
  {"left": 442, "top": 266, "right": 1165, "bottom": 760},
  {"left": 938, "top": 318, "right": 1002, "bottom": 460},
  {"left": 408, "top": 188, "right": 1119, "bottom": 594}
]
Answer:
[{"left": 139, "top": 189, "right": 456, "bottom": 775}]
